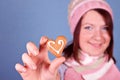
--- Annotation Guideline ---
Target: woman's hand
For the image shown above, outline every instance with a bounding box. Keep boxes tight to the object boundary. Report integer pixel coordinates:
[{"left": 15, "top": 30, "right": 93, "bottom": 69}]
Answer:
[{"left": 15, "top": 36, "right": 65, "bottom": 80}]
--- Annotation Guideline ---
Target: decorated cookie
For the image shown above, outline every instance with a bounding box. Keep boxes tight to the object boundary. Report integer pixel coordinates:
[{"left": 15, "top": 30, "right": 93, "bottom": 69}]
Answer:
[{"left": 47, "top": 36, "right": 67, "bottom": 57}]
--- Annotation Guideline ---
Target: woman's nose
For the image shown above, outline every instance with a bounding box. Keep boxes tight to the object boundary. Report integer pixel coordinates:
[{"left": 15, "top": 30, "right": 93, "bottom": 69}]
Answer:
[{"left": 93, "top": 30, "right": 103, "bottom": 41}]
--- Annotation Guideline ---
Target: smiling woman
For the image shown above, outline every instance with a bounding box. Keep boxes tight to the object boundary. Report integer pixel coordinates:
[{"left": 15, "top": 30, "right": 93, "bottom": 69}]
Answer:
[
  {"left": 14, "top": 0, "right": 120, "bottom": 80},
  {"left": 0, "top": 0, "right": 120, "bottom": 80},
  {"left": 61, "top": 0, "right": 120, "bottom": 80}
]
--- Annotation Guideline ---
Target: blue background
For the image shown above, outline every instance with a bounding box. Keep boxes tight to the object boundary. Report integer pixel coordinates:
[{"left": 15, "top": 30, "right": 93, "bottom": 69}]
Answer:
[{"left": 0, "top": 0, "right": 120, "bottom": 80}]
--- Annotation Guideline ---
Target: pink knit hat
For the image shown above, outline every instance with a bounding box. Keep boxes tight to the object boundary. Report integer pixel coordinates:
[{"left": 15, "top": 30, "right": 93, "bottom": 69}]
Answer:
[{"left": 68, "top": 0, "right": 113, "bottom": 34}]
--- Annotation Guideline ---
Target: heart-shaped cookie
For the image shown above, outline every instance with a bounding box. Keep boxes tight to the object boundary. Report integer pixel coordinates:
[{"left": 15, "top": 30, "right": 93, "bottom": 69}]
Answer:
[{"left": 47, "top": 36, "right": 67, "bottom": 57}]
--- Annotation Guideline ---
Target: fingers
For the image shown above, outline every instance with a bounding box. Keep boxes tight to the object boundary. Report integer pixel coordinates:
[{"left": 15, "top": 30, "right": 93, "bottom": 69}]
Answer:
[
  {"left": 15, "top": 36, "right": 51, "bottom": 74},
  {"left": 39, "top": 36, "right": 48, "bottom": 47},
  {"left": 15, "top": 53, "right": 37, "bottom": 73},
  {"left": 26, "top": 36, "right": 49, "bottom": 64},
  {"left": 23, "top": 36, "right": 50, "bottom": 68},
  {"left": 49, "top": 57, "right": 65, "bottom": 74},
  {"left": 26, "top": 42, "right": 39, "bottom": 56},
  {"left": 15, "top": 63, "right": 26, "bottom": 73},
  {"left": 39, "top": 36, "right": 50, "bottom": 63},
  {"left": 22, "top": 53, "right": 37, "bottom": 70}
]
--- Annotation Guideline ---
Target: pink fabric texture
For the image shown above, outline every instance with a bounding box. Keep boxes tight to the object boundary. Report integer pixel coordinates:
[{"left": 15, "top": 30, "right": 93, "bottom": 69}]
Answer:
[
  {"left": 63, "top": 52, "right": 120, "bottom": 80},
  {"left": 64, "top": 59, "right": 120, "bottom": 80},
  {"left": 64, "top": 64, "right": 120, "bottom": 80},
  {"left": 64, "top": 67, "right": 83, "bottom": 80},
  {"left": 99, "top": 64, "right": 120, "bottom": 80},
  {"left": 68, "top": 0, "right": 113, "bottom": 34}
]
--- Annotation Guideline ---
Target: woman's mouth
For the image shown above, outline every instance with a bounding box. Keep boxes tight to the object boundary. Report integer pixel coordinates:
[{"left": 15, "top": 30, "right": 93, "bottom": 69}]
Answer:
[{"left": 89, "top": 42, "right": 102, "bottom": 49}]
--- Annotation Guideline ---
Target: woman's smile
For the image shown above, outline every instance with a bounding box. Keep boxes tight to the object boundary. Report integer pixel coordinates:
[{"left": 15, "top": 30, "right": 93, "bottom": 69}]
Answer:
[{"left": 88, "top": 42, "right": 103, "bottom": 49}]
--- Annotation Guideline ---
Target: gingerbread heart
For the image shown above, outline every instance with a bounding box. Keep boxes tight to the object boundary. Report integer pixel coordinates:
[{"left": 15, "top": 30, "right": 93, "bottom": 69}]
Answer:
[{"left": 47, "top": 36, "right": 67, "bottom": 57}]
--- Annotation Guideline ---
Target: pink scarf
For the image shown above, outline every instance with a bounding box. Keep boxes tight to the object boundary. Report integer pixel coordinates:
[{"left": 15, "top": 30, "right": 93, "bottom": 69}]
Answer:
[{"left": 64, "top": 51, "right": 120, "bottom": 80}]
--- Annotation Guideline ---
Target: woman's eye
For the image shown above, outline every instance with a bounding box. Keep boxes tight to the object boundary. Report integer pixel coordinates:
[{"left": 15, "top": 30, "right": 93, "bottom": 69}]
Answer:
[{"left": 84, "top": 26, "right": 92, "bottom": 30}]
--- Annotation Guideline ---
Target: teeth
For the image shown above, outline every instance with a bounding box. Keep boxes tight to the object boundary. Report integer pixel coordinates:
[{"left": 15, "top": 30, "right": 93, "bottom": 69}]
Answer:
[{"left": 89, "top": 42, "right": 102, "bottom": 48}]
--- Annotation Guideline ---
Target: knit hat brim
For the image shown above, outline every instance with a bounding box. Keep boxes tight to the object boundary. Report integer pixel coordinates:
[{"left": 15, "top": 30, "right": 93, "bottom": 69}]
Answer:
[{"left": 68, "top": 0, "right": 113, "bottom": 34}]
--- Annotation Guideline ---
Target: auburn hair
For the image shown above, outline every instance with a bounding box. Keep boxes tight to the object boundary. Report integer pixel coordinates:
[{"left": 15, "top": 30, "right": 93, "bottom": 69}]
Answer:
[{"left": 63, "top": 9, "right": 116, "bottom": 63}]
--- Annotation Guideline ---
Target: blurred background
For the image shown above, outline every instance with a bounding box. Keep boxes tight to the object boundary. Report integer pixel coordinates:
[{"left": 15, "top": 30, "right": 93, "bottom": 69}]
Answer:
[{"left": 0, "top": 0, "right": 120, "bottom": 80}]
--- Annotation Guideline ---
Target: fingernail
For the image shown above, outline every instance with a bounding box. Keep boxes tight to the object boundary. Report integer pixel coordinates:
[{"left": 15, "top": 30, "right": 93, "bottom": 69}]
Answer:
[
  {"left": 41, "top": 37, "right": 48, "bottom": 43},
  {"left": 22, "top": 68, "right": 26, "bottom": 72},
  {"left": 33, "top": 49, "right": 39, "bottom": 56}
]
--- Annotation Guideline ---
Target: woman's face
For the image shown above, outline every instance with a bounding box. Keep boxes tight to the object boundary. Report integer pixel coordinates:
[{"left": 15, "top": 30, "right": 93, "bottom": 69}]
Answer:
[{"left": 79, "top": 10, "right": 111, "bottom": 56}]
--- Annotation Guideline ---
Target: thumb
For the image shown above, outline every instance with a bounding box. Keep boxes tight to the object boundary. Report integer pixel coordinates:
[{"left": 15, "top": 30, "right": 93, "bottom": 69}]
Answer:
[{"left": 49, "top": 57, "right": 65, "bottom": 74}]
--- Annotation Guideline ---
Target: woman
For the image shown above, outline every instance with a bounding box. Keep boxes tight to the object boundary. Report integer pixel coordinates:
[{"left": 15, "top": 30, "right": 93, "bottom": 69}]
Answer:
[{"left": 15, "top": 0, "right": 120, "bottom": 80}]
